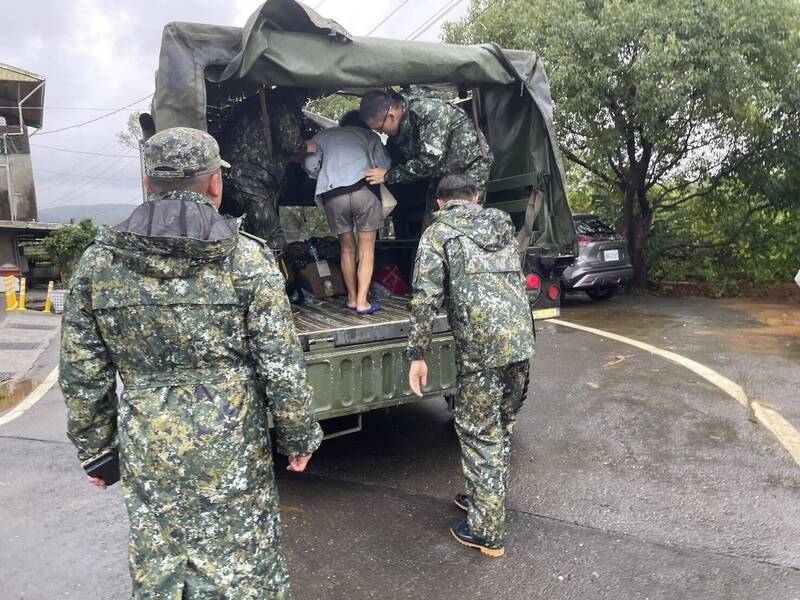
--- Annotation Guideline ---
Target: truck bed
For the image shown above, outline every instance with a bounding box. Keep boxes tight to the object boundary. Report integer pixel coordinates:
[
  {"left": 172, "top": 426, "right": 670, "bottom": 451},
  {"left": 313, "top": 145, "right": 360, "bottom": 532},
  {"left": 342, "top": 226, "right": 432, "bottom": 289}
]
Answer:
[{"left": 293, "top": 296, "right": 450, "bottom": 349}]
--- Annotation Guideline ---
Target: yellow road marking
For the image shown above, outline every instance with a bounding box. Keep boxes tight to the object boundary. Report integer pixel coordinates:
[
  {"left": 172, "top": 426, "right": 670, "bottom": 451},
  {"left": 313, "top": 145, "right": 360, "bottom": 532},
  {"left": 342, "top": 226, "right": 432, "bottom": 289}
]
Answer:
[
  {"left": 0, "top": 367, "right": 59, "bottom": 429},
  {"left": 751, "top": 401, "right": 800, "bottom": 466},
  {"left": 552, "top": 318, "right": 800, "bottom": 467},
  {"left": 551, "top": 319, "right": 748, "bottom": 406}
]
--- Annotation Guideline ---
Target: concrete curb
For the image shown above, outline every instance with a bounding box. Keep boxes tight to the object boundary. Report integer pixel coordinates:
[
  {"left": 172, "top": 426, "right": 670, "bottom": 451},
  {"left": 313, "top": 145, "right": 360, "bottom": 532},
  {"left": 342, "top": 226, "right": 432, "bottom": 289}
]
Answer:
[{"left": 0, "top": 309, "right": 61, "bottom": 413}]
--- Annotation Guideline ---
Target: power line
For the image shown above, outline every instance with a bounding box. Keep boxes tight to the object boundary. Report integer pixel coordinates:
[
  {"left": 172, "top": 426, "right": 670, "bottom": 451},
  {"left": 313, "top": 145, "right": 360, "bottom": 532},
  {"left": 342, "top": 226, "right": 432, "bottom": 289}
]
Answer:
[
  {"left": 33, "top": 167, "right": 141, "bottom": 181},
  {"left": 0, "top": 106, "right": 149, "bottom": 111},
  {"left": 38, "top": 156, "right": 139, "bottom": 209},
  {"left": 35, "top": 140, "right": 122, "bottom": 191},
  {"left": 34, "top": 147, "right": 124, "bottom": 193},
  {"left": 31, "top": 143, "right": 136, "bottom": 158},
  {"left": 461, "top": 0, "right": 500, "bottom": 30},
  {"left": 31, "top": 94, "right": 152, "bottom": 137},
  {"left": 407, "top": 0, "right": 465, "bottom": 41},
  {"left": 45, "top": 157, "right": 139, "bottom": 209},
  {"left": 37, "top": 154, "right": 129, "bottom": 204},
  {"left": 366, "top": 0, "right": 412, "bottom": 36}
]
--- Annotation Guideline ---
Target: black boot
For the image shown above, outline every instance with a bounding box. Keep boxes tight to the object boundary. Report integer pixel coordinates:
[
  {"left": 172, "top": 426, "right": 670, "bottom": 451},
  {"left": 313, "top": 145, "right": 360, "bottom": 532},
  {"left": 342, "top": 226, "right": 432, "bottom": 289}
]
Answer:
[
  {"left": 450, "top": 520, "right": 504, "bottom": 557},
  {"left": 454, "top": 493, "right": 472, "bottom": 512}
]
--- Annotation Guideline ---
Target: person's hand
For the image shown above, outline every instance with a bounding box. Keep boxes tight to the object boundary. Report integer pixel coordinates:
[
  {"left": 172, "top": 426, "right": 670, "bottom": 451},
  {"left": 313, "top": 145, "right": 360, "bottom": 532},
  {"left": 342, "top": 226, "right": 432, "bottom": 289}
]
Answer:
[
  {"left": 305, "top": 140, "right": 320, "bottom": 154},
  {"left": 87, "top": 475, "right": 107, "bottom": 490},
  {"left": 287, "top": 454, "right": 312, "bottom": 472},
  {"left": 408, "top": 359, "right": 428, "bottom": 397},
  {"left": 366, "top": 168, "right": 387, "bottom": 185}
]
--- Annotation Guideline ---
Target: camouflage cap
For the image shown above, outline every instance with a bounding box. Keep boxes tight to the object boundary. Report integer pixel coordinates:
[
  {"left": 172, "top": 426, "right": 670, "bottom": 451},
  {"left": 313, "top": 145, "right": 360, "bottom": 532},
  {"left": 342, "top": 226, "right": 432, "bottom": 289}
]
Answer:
[{"left": 143, "top": 127, "right": 230, "bottom": 179}]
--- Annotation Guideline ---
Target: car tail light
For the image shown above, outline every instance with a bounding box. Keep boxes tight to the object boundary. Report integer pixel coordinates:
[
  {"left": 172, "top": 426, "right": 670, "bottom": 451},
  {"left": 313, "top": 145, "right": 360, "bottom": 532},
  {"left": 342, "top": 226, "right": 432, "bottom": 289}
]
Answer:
[
  {"left": 576, "top": 235, "right": 592, "bottom": 246},
  {"left": 526, "top": 273, "right": 542, "bottom": 290},
  {"left": 547, "top": 285, "right": 560, "bottom": 301}
]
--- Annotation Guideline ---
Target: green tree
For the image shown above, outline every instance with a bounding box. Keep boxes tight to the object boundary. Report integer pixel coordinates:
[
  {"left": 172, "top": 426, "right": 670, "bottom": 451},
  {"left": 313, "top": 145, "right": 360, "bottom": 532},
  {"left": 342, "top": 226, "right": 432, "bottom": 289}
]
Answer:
[
  {"left": 42, "top": 219, "right": 98, "bottom": 285},
  {"left": 305, "top": 94, "right": 360, "bottom": 122},
  {"left": 116, "top": 111, "right": 143, "bottom": 149},
  {"left": 647, "top": 179, "right": 800, "bottom": 286},
  {"left": 445, "top": 0, "right": 800, "bottom": 286}
]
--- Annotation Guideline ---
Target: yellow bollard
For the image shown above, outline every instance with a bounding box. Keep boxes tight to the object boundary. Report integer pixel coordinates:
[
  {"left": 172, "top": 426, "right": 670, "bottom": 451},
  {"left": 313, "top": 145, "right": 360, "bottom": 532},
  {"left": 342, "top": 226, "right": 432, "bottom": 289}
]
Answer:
[
  {"left": 4, "top": 276, "right": 18, "bottom": 311},
  {"left": 43, "top": 280, "right": 54, "bottom": 313},
  {"left": 16, "top": 277, "right": 26, "bottom": 311}
]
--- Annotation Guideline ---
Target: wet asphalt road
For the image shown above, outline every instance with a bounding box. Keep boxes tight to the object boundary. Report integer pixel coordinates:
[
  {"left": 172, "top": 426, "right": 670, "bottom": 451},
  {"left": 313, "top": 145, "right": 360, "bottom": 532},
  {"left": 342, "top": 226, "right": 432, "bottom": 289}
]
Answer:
[{"left": 1, "top": 294, "right": 798, "bottom": 599}]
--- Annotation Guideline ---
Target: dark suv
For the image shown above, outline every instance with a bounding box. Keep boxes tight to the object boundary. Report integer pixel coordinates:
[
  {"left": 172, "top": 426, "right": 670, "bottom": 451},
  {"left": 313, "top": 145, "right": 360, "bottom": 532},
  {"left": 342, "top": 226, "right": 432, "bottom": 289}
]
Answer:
[{"left": 561, "top": 214, "right": 633, "bottom": 300}]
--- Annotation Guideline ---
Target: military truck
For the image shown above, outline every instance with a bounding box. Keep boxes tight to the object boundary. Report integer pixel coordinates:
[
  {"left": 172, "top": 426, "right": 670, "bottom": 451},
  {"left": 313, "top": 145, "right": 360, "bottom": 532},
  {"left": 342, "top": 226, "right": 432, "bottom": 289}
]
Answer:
[{"left": 145, "top": 0, "right": 576, "bottom": 434}]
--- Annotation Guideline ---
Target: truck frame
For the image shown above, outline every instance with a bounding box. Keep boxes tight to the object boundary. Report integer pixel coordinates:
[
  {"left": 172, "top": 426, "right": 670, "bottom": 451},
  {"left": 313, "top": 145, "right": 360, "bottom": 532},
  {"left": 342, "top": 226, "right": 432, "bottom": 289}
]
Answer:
[{"left": 147, "top": 0, "right": 577, "bottom": 432}]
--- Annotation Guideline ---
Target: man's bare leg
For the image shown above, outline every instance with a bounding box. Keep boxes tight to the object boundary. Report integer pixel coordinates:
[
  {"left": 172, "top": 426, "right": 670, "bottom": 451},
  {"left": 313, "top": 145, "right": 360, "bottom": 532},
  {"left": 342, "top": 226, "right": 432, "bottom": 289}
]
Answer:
[
  {"left": 339, "top": 231, "right": 358, "bottom": 309},
  {"left": 356, "top": 230, "right": 377, "bottom": 312}
]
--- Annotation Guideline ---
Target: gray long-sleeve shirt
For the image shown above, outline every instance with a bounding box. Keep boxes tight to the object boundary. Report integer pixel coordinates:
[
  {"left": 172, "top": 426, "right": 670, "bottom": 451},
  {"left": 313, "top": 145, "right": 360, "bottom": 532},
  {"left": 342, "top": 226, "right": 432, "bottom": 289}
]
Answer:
[{"left": 303, "top": 126, "right": 391, "bottom": 209}]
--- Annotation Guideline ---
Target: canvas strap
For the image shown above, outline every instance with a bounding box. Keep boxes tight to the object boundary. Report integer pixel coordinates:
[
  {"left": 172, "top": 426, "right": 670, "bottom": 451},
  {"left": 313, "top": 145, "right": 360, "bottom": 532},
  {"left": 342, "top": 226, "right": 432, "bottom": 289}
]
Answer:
[{"left": 259, "top": 87, "right": 274, "bottom": 158}]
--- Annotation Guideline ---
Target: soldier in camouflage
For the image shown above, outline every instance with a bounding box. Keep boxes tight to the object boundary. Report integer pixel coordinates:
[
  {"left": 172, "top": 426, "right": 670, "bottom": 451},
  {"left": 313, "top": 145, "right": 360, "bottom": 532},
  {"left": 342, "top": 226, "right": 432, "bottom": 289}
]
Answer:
[
  {"left": 406, "top": 174, "right": 534, "bottom": 558},
  {"left": 221, "top": 89, "right": 315, "bottom": 250},
  {"left": 60, "top": 127, "right": 323, "bottom": 599},
  {"left": 360, "top": 87, "right": 493, "bottom": 228}
]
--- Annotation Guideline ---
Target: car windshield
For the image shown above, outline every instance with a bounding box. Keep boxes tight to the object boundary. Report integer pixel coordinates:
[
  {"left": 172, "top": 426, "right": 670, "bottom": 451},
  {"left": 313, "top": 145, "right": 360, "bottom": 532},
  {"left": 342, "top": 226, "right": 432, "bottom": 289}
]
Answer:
[{"left": 574, "top": 216, "right": 615, "bottom": 236}]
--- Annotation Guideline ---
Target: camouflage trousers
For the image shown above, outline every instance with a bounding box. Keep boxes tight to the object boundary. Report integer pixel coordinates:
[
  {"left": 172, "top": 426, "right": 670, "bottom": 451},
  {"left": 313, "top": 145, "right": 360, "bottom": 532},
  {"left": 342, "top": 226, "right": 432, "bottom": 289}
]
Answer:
[
  {"left": 453, "top": 360, "right": 529, "bottom": 548},
  {"left": 225, "top": 173, "right": 286, "bottom": 250}
]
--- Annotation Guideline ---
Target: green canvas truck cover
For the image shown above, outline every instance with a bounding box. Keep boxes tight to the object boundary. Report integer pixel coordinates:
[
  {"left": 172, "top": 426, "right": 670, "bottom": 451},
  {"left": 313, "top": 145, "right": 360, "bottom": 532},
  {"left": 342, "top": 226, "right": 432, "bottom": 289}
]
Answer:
[{"left": 150, "top": 0, "right": 576, "bottom": 255}]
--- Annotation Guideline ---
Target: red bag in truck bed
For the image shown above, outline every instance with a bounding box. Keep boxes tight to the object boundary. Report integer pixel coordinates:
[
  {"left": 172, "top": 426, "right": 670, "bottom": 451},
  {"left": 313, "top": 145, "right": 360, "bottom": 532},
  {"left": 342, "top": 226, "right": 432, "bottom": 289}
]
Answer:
[{"left": 373, "top": 264, "right": 409, "bottom": 296}]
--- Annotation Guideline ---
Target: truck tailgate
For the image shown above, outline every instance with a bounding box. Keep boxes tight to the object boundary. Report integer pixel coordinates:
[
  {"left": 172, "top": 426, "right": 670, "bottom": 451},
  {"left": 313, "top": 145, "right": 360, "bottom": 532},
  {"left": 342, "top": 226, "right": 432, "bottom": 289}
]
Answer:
[{"left": 293, "top": 296, "right": 450, "bottom": 349}]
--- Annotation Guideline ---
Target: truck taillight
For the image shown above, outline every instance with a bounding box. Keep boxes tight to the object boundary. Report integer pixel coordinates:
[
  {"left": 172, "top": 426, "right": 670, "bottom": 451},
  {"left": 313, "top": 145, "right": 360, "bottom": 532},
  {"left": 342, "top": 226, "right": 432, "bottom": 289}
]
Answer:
[
  {"left": 547, "top": 285, "right": 560, "bottom": 300},
  {"left": 526, "top": 273, "right": 542, "bottom": 290}
]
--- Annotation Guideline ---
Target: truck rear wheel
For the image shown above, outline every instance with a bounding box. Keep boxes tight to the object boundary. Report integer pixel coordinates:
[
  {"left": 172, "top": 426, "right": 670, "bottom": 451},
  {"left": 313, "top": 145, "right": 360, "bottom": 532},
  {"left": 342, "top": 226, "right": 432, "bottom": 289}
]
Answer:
[{"left": 586, "top": 286, "right": 617, "bottom": 301}]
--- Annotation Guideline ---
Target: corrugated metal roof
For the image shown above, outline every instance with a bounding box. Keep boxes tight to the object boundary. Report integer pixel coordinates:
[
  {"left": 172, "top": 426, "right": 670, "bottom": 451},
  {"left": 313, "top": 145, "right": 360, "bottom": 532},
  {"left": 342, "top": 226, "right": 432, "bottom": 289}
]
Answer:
[
  {"left": 0, "top": 64, "right": 44, "bottom": 84},
  {"left": 0, "top": 220, "right": 63, "bottom": 232},
  {"left": 0, "top": 64, "right": 45, "bottom": 129}
]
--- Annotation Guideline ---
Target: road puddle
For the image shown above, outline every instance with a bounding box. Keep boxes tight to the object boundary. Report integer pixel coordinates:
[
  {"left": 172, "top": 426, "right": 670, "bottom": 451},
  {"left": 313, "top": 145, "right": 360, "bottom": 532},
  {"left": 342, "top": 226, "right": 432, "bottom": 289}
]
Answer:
[
  {"left": 0, "top": 377, "right": 42, "bottom": 413},
  {"left": 693, "top": 300, "right": 800, "bottom": 358}
]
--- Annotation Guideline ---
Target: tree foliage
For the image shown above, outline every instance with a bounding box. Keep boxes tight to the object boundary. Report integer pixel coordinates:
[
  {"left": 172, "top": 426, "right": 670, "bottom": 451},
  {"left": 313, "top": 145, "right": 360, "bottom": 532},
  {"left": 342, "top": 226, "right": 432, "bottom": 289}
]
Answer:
[
  {"left": 651, "top": 196, "right": 800, "bottom": 292},
  {"left": 116, "top": 111, "right": 144, "bottom": 150},
  {"left": 444, "top": 0, "right": 800, "bottom": 286},
  {"left": 305, "top": 94, "right": 360, "bottom": 123},
  {"left": 42, "top": 219, "right": 98, "bottom": 285}
]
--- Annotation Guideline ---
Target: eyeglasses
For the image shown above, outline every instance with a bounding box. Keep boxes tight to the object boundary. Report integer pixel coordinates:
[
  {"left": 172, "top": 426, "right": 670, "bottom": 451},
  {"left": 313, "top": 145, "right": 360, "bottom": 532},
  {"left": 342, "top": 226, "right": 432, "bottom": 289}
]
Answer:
[{"left": 377, "top": 106, "right": 391, "bottom": 134}]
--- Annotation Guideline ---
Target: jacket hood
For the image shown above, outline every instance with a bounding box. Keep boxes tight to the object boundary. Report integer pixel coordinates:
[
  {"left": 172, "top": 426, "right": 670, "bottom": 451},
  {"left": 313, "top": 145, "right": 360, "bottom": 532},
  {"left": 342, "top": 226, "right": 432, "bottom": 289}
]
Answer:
[
  {"left": 434, "top": 200, "right": 516, "bottom": 251},
  {"left": 97, "top": 191, "right": 240, "bottom": 278}
]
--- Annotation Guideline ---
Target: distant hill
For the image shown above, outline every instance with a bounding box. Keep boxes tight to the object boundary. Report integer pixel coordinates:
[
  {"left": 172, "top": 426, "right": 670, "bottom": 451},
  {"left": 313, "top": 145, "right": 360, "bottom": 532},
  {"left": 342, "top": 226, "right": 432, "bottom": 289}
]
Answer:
[{"left": 38, "top": 203, "right": 139, "bottom": 226}]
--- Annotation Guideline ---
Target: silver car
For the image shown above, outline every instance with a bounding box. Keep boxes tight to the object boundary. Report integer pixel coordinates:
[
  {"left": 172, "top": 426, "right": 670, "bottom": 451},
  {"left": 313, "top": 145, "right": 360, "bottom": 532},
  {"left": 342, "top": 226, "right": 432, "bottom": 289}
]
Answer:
[{"left": 561, "top": 214, "right": 633, "bottom": 300}]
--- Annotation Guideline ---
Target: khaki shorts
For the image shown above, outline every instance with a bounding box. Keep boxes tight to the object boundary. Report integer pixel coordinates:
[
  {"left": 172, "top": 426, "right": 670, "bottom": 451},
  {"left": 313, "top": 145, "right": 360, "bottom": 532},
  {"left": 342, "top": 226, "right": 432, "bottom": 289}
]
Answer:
[{"left": 322, "top": 187, "right": 383, "bottom": 235}]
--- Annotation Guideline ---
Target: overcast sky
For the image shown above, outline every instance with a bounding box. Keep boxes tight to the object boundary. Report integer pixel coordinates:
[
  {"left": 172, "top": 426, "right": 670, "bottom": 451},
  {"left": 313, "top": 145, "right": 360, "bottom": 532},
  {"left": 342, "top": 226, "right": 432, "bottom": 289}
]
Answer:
[{"left": 1, "top": 0, "right": 469, "bottom": 215}]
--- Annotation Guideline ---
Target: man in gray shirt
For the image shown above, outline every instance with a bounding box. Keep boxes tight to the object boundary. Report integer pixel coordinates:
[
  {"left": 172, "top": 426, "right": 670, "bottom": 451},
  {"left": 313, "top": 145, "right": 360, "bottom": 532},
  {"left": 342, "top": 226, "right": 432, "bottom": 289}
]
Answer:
[{"left": 304, "top": 111, "right": 391, "bottom": 315}]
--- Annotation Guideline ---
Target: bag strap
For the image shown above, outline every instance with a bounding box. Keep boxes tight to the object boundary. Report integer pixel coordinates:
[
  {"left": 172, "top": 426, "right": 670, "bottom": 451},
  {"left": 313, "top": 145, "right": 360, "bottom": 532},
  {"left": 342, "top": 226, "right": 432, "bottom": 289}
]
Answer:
[
  {"left": 361, "top": 130, "right": 378, "bottom": 168},
  {"left": 471, "top": 88, "right": 489, "bottom": 160},
  {"left": 258, "top": 87, "right": 274, "bottom": 158},
  {"left": 516, "top": 182, "right": 545, "bottom": 263}
]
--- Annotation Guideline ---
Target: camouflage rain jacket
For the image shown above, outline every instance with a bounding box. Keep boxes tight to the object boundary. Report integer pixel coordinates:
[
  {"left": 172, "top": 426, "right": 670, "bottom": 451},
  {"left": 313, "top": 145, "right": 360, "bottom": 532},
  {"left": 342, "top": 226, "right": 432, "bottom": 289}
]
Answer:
[
  {"left": 60, "top": 190, "right": 322, "bottom": 599},
  {"left": 407, "top": 199, "right": 534, "bottom": 373},
  {"left": 384, "top": 88, "right": 493, "bottom": 193},
  {"left": 221, "top": 93, "right": 308, "bottom": 248}
]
